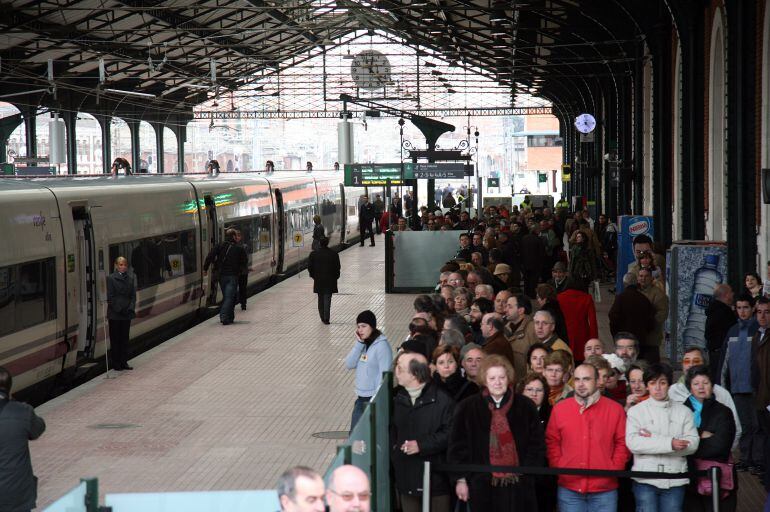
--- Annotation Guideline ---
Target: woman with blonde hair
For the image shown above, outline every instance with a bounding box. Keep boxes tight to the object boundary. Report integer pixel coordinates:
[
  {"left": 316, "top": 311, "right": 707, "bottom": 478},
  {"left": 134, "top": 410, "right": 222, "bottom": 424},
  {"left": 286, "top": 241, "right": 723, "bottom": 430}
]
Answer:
[{"left": 106, "top": 256, "right": 136, "bottom": 370}]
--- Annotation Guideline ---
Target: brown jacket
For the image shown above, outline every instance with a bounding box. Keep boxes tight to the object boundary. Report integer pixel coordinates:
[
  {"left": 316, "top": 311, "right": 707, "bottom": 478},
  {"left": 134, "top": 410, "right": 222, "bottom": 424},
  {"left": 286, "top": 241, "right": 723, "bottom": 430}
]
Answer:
[
  {"left": 638, "top": 284, "right": 669, "bottom": 347},
  {"left": 483, "top": 330, "right": 516, "bottom": 372},
  {"left": 505, "top": 315, "right": 539, "bottom": 381}
]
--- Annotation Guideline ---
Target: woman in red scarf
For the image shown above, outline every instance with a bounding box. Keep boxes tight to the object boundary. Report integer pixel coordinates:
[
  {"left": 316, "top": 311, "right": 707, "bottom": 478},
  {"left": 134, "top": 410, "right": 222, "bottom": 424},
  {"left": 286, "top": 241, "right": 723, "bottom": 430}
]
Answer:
[{"left": 448, "top": 355, "right": 546, "bottom": 511}]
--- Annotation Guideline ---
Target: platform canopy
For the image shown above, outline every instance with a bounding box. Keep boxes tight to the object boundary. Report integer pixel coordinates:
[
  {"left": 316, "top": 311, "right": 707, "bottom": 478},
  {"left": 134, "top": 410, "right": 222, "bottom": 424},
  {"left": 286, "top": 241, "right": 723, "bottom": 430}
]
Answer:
[{"left": 1, "top": 1, "right": 649, "bottom": 119}]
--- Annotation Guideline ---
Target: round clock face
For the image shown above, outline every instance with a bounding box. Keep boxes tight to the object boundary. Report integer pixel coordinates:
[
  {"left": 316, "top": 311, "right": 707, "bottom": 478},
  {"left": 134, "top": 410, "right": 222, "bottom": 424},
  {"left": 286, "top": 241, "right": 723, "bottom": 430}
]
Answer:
[
  {"left": 351, "top": 50, "right": 391, "bottom": 90},
  {"left": 574, "top": 113, "right": 597, "bottom": 134}
]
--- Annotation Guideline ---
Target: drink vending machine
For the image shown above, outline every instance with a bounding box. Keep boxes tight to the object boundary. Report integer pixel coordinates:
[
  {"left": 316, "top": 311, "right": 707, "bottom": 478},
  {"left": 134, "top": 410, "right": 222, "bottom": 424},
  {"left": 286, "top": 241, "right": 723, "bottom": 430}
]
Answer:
[{"left": 665, "top": 241, "right": 728, "bottom": 362}]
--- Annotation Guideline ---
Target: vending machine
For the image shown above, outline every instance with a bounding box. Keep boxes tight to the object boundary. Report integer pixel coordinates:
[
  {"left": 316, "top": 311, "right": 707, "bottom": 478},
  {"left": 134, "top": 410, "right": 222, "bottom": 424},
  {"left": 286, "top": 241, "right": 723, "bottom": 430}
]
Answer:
[
  {"left": 615, "top": 215, "right": 654, "bottom": 293},
  {"left": 665, "top": 241, "right": 728, "bottom": 362}
]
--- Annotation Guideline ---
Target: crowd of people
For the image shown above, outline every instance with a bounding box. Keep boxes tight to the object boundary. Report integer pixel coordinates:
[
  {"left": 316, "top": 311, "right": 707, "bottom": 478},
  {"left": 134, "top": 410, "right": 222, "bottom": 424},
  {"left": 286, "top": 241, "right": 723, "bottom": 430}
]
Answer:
[{"left": 335, "top": 202, "right": 770, "bottom": 512}]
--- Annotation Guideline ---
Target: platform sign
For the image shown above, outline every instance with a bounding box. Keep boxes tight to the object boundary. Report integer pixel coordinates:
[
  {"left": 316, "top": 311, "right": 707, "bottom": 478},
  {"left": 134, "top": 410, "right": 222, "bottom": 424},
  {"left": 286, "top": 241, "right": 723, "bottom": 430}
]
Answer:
[
  {"left": 344, "top": 162, "right": 469, "bottom": 185},
  {"left": 291, "top": 230, "right": 304, "bottom": 248},
  {"left": 411, "top": 163, "right": 467, "bottom": 179},
  {"left": 487, "top": 177, "right": 500, "bottom": 188},
  {"left": 344, "top": 163, "right": 412, "bottom": 186}
]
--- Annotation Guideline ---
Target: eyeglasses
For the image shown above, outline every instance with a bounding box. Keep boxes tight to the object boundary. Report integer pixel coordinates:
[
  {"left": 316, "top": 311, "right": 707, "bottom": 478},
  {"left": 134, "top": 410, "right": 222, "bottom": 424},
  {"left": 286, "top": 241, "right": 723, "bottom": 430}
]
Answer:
[{"left": 329, "top": 490, "right": 371, "bottom": 502}]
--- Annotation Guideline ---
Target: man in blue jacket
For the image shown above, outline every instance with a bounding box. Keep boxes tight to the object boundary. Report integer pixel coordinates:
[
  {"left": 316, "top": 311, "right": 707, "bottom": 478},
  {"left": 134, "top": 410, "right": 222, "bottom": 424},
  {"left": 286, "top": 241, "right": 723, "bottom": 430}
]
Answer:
[
  {"left": 0, "top": 366, "right": 46, "bottom": 512},
  {"left": 718, "top": 294, "right": 760, "bottom": 471}
]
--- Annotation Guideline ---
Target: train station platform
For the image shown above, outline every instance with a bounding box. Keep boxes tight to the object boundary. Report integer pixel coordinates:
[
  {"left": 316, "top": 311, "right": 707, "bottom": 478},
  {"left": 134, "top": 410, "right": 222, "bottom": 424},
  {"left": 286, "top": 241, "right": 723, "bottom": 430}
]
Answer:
[
  {"left": 32, "top": 241, "right": 415, "bottom": 507},
  {"left": 30, "top": 241, "right": 767, "bottom": 510}
]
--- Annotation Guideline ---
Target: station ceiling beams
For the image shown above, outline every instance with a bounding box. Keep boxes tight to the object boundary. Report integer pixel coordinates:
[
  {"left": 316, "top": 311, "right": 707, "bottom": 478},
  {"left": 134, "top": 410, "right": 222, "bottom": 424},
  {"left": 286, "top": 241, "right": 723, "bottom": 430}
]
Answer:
[{"left": 0, "top": 1, "right": 656, "bottom": 121}]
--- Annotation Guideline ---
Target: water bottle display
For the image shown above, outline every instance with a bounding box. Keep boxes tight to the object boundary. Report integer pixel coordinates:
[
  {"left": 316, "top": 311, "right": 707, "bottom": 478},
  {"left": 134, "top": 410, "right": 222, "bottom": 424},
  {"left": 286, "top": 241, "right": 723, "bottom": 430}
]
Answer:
[{"left": 681, "top": 254, "right": 723, "bottom": 346}]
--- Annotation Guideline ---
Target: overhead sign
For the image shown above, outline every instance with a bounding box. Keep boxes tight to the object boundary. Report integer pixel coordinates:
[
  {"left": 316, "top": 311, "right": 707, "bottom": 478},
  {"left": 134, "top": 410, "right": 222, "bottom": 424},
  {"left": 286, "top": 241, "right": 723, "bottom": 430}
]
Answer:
[
  {"left": 411, "top": 163, "right": 467, "bottom": 180},
  {"left": 344, "top": 162, "right": 470, "bottom": 186},
  {"left": 487, "top": 177, "right": 500, "bottom": 188},
  {"left": 291, "top": 230, "right": 304, "bottom": 248},
  {"left": 344, "top": 163, "right": 410, "bottom": 186},
  {"left": 580, "top": 132, "right": 595, "bottom": 142}
]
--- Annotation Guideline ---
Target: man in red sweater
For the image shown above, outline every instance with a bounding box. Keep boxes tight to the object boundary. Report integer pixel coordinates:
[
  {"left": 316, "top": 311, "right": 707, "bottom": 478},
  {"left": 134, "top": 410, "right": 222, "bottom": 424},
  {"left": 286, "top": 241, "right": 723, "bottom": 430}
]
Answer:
[
  {"left": 546, "top": 363, "right": 630, "bottom": 511},
  {"left": 557, "top": 280, "right": 598, "bottom": 361}
]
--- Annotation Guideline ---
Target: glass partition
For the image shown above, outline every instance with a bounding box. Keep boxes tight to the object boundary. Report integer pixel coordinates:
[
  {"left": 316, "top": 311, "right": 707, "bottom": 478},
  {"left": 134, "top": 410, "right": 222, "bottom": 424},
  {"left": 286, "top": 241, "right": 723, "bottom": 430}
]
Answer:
[
  {"left": 392, "top": 231, "right": 460, "bottom": 291},
  {"left": 105, "top": 490, "right": 279, "bottom": 512},
  {"left": 43, "top": 481, "right": 87, "bottom": 512}
]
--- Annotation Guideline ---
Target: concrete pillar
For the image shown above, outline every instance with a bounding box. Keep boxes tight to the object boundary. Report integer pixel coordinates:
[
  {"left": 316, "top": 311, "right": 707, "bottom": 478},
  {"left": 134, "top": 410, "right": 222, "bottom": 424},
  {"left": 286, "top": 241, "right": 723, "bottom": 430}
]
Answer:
[
  {"left": 22, "top": 106, "right": 37, "bottom": 158},
  {"left": 94, "top": 115, "right": 111, "bottom": 173},
  {"left": 126, "top": 119, "right": 140, "bottom": 173},
  {"left": 0, "top": 114, "right": 23, "bottom": 167},
  {"left": 62, "top": 111, "right": 77, "bottom": 174},
  {"left": 151, "top": 122, "right": 164, "bottom": 173}
]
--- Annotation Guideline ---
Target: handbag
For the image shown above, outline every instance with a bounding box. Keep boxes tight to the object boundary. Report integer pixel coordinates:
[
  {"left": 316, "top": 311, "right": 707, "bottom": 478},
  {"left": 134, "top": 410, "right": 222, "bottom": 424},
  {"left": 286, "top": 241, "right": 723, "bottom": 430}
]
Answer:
[{"left": 695, "top": 456, "right": 735, "bottom": 498}]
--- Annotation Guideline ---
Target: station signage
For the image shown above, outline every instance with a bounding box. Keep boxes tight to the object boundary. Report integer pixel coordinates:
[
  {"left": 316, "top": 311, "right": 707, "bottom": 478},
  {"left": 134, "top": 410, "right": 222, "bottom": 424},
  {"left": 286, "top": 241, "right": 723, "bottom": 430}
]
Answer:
[
  {"left": 344, "top": 163, "right": 410, "bottom": 186},
  {"left": 344, "top": 162, "right": 469, "bottom": 186}
]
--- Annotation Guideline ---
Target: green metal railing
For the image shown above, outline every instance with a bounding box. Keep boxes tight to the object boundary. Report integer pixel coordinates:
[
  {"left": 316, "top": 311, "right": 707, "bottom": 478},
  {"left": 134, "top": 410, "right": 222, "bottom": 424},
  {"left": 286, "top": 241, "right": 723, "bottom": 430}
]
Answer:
[{"left": 324, "top": 371, "right": 393, "bottom": 512}]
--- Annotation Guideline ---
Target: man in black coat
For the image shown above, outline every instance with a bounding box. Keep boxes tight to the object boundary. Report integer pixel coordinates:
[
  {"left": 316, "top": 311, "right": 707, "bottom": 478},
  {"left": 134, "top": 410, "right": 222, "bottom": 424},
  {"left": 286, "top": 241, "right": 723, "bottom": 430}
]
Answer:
[
  {"left": 520, "top": 225, "right": 546, "bottom": 298},
  {"left": 608, "top": 272, "right": 655, "bottom": 344},
  {"left": 391, "top": 352, "right": 454, "bottom": 512},
  {"left": 358, "top": 195, "right": 376, "bottom": 247},
  {"left": 0, "top": 366, "right": 46, "bottom": 512},
  {"left": 705, "top": 284, "right": 737, "bottom": 382},
  {"left": 204, "top": 228, "right": 248, "bottom": 325},
  {"left": 307, "top": 237, "right": 341, "bottom": 324}
]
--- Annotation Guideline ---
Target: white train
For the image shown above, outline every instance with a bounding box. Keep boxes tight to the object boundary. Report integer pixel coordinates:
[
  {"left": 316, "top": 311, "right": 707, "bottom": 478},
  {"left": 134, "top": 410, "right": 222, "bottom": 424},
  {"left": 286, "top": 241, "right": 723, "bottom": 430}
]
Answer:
[{"left": 0, "top": 172, "right": 363, "bottom": 396}]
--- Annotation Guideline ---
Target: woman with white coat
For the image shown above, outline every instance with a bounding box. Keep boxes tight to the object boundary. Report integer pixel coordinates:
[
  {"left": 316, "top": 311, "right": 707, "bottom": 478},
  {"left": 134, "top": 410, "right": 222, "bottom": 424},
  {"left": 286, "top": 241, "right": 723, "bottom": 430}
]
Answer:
[{"left": 626, "top": 363, "right": 699, "bottom": 512}]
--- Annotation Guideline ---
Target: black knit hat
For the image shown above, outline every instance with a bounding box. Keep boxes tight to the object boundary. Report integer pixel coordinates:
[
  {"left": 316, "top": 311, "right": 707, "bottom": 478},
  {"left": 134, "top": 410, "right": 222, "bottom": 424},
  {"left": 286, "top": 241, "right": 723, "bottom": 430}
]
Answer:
[{"left": 356, "top": 310, "right": 377, "bottom": 329}]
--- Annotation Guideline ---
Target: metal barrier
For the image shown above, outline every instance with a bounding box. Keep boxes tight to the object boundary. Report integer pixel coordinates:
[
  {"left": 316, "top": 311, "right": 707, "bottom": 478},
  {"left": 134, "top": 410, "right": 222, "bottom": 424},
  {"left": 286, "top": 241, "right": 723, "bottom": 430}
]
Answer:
[
  {"left": 423, "top": 461, "right": 722, "bottom": 512},
  {"left": 323, "top": 371, "right": 394, "bottom": 512}
]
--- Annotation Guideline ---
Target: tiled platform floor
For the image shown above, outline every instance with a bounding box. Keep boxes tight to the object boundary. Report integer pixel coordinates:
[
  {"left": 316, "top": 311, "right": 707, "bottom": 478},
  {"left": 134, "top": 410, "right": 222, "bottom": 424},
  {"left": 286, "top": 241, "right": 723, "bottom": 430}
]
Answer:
[
  {"left": 33, "top": 241, "right": 415, "bottom": 507},
  {"left": 31, "top": 244, "right": 767, "bottom": 510}
]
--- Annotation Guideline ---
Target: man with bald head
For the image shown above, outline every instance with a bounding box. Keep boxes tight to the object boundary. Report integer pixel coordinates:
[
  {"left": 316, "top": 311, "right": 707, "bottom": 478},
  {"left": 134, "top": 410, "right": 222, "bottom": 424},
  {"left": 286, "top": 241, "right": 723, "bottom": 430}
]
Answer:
[
  {"left": 327, "top": 465, "right": 371, "bottom": 512},
  {"left": 392, "top": 352, "right": 454, "bottom": 511},
  {"left": 277, "top": 466, "right": 325, "bottom": 512},
  {"left": 705, "top": 283, "right": 737, "bottom": 382}
]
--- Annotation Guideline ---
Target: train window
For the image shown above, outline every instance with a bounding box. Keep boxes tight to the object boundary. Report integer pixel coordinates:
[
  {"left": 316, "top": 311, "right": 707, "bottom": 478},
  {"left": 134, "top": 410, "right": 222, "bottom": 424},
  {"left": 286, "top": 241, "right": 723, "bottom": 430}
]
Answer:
[
  {"left": 0, "top": 266, "right": 16, "bottom": 337},
  {"left": 109, "top": 229, "right": 197, "bottom": 290},
  {"left": 18, "top": 258, "right": 57, "bottom": 329},
  {"left": 0, "top": 258, "right": 57, "bottom": 337},
  {"left": 258, "top": 215, "right": 271, "bottom": 249}
]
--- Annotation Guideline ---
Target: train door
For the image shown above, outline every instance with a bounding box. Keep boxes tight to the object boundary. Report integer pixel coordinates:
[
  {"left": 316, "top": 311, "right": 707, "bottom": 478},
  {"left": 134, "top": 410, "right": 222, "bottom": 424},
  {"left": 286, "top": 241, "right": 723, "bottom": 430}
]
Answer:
[
  {"left": 339, "top": 184, "right": 347, "bottom": 243},
  {"left": 204, "top": 195, "right": 220, "bottom": 306},
  {"left": 72, "top": 206, "right": 97, "bottom": 357},
  {"left": 274, "top": 189, "right": 285, "bottom": 273}
]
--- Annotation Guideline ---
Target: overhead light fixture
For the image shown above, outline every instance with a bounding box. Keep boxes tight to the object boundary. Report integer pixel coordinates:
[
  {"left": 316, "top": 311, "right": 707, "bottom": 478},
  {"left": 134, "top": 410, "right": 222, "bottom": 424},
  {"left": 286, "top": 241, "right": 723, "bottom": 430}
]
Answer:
[
  {"left": 492, "top": 40, "right": 509, "bottom": 49},
  {"left": 424, "top": 61, "right": 437, "bottom": 68},
  {"left": 492, "top": 26, "right": 507, "bottom": 36},
  {"left": 104, "top": 88, "right": 156, "bottom": 98},
  {"left": 447, "top": 88, "right": 457, "bottom": 93}
]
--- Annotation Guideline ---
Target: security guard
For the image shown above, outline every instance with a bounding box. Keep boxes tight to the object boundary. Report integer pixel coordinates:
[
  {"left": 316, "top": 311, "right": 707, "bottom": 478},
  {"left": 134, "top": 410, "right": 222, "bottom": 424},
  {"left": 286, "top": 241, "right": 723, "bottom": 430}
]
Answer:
[
  {"left": 556, "top": 196, "right": 569, "bottom": 210},
  {"left": 520, "top": 195, "right": 532, "bottom": 210}
]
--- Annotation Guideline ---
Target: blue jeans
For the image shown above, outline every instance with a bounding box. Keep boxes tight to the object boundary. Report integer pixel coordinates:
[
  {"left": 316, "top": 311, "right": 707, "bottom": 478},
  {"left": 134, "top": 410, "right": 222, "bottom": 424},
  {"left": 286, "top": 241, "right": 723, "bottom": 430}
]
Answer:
[
  {"left": 219, "top": 274, "right": 238, "bottom": 324},
  {"left": 557, "top": 486, "right": 617, "bottom": 512},
  {"left": 632, "top": 482, "right": 685, "bottom": 512},
  {"left": 350, "top": 396, "right": 370, "bottom": 433}
]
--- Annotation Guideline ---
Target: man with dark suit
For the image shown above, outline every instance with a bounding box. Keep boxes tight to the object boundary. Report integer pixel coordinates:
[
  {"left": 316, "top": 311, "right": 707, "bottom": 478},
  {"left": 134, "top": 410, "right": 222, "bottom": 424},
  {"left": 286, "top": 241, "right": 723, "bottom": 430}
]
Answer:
[
  {"left": 308, "top": 237, "right": 341, "bottom": 324},
  {"left": 0, "top": 366, "right": 46, "bottom": 512},
  {"left": 358, "top": 195, "right": 376, "bottom": 247}
]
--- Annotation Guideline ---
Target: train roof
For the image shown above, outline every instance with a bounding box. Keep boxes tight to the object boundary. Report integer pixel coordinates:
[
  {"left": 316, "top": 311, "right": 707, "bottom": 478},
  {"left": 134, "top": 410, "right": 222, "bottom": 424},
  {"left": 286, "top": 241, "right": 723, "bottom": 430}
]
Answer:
[{"left": 0, "top": 171, "right": 343, "bottom": 192}]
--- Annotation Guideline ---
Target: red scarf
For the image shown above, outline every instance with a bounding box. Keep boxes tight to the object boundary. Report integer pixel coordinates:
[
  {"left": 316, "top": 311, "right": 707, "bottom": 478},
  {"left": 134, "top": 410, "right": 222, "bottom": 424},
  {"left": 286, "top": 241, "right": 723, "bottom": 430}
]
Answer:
[{"left": 484, "top": 388, "right": 520, "bottom": 486}]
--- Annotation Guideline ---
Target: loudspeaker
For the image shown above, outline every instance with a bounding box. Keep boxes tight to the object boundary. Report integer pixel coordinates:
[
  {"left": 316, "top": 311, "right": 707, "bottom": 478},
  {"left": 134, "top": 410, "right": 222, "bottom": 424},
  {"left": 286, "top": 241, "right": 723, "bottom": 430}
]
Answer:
[{"left": 763, "top": 169, "right": 770, "bottom": 204}]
